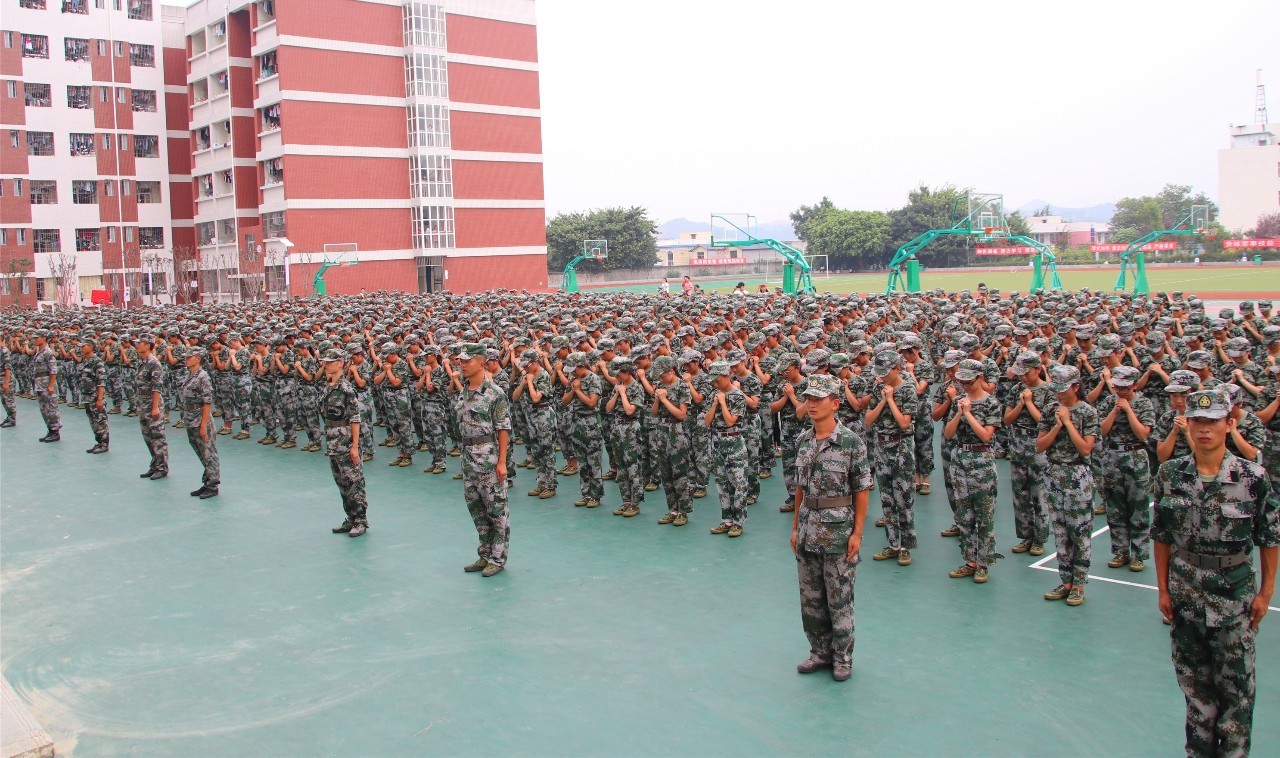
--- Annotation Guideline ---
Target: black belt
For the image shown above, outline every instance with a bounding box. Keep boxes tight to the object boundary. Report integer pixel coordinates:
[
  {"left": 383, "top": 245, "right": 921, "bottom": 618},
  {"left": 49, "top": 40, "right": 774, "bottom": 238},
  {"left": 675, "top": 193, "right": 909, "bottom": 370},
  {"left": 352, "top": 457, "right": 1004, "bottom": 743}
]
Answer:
[
  {"left": 661, "top": 416, "right": 683, "bottom": 424},
  {"left": 806, "top": 495, "right": 854, "bottom": 510},
  {"left": 575, "top": 412, "right": 599, "bottom": 419},
  {"left": 324, "top": 419, "right": 350, "bottom": 429},
  {"left": 530, "top": 401, "right": 552, "bottom": 409},
  {"left": 463, "top": 434, "right": 496, "bottom": 447},
  {"left": 1013, "top": 427, "right": 1039, "bottom": 435},
  {"left": 877, "top": 431, "right": 910, "bottom": 441},
  {"left": 1110, "top": 442, "right": 1147, "bottom": 451},
  {"left": 959, "top": 445, "right": 992, "bottom": 453},
  {"left": 1175, "top": 548, "right": 1248, "bottom": 570},
  {"left": 615, "top": 416, "right": 638, "bottom": 424},
  {"left": 714, "top": 430, "right": 741, "bottom": 437},
  {"left": 383, "top": 386, "right": 407, "bottom": 391}
]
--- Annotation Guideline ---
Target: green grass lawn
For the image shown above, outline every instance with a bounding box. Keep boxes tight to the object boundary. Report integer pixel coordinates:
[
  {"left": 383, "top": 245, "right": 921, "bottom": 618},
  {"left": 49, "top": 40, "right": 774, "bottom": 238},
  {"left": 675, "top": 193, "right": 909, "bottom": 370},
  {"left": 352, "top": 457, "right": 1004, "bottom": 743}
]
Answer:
[{"left": 586, "top": 264, "right": 1280, "bottom": 297}]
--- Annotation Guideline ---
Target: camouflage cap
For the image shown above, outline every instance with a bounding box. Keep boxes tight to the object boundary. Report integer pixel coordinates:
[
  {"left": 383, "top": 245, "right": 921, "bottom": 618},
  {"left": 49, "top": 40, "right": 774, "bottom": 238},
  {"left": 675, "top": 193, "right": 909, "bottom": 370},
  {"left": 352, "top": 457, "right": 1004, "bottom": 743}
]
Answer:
[
  {"left": 1223, "top": 337, "right": 1251, "bottom": 357},
  {"left": 1096, "top": 334, "right": 1123, "bottom": 352},
  {"left": 871, "top": 350, "right": 902, "bottom": 377},
  {"left": 1185, "top": 350, "right": 1212, "bottom": 370},
  {"left": 550, "top": 336, "right": 570, "bottom": 349},
  {"left": 379, "top": 341, "right": 399, "bottom": 356},
  {"left": 609, "top": 356, "right": 634, "bottom": 373},
  {"left": 1110, "top": 364, "right": 1140, "bottom": 387},
  {"left": 484, "top": 349, "right": 501, "bottom": 362},
  {"left": 806, "top": 348, "right": 831, "bottom": 368},
  {"left": 955, "top": 359, "right": 984, "bottom": 382},
  {"left": 1164, "top": 369, "right": 1201, "bottom": 394},
  {"left": 319, "top": 348, "right": 346, "bottom": 363},
  {"left": 706, "top": 361, "right": 730, "bottom": 377},
  {"left": 1046, "top": 364, "right": 1081, "bottom": 392},
  {"left": 1184, "top": 390, "right": 1229, "bottom": 420},
  {"left": 940, "top": 349, "right": 966, "bottom": 369},
  {"left": 828, "top": 352, "right": 850, "bottom": 370},
  {"left": 184, "top": 346, "right": 207, "bottom": 359},
  {"left": 776, "top": 352, "right": 802, "bottom": 370},
  {"left": 1221, "top": 383, "right": 1244, "bottom": 406},
  {"left": 957, "top": 334, "right": 980, "bottom": 351},
  {"left": 565, "top": 351, "right": 589, "bottom": 369},
  {"left": 724, "top": 349, "right": 747, "bottom": 365},
  {"left": 653, "top": 356, "right": 677, "bottom": 373},
  {"left": 801, "top": 373, "right": 842, "bottom": 399},
  {"left": 1011, "top": 351, "right": 1043, "bottom": 376},
  {"left": 1264, "top": 326, "right": 1280, "bottom": 344},
  {"left": 456, "top": 342, "right": 485, "bottom": 361}
]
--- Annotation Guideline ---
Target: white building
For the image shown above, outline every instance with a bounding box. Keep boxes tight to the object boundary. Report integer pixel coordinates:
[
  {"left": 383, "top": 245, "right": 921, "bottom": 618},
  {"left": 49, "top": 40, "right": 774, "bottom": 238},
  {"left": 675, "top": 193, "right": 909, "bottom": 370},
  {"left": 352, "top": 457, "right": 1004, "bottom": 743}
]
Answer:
[
  {"left": 1218, "top": 121, "right": 1280, "bottom": 233},
  {"left": 1, "top": 0, "right": 184, "bottom": 308}
]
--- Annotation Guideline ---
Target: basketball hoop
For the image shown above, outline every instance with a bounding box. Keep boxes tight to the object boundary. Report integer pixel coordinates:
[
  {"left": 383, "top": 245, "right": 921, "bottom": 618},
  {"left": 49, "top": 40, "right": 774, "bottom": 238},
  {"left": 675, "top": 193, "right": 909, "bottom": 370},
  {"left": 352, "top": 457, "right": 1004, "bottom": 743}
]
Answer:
[
  {"left": 1200, "top": 228, "right": 1219, "bottom": 241},
  {"left": 594, "top": 254, "right": 605, "bottom": 265}
]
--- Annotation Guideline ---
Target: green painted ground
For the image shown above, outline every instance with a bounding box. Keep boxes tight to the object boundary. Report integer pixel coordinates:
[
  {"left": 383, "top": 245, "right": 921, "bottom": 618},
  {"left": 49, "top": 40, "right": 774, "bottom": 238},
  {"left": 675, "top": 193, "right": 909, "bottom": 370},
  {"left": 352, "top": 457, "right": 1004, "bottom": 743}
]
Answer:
[
  {"left": 2, "top": 401, "right": 1278, "bottom": 756},
  {"left": 588, "top": 265, "right": 1280, "bottom": 297}
]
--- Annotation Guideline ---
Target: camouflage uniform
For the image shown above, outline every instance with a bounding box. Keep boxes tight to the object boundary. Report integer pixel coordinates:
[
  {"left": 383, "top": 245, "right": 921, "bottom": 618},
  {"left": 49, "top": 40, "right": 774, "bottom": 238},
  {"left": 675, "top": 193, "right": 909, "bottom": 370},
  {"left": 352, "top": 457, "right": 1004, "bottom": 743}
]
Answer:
[
  {"left": 1005, "top": 361, "right": 1054, "bottom": 548},
  {"left": 80, "top": 352, "right": 109, "bottom": 448},
  {"left": 1039, "top": 392, "right": 1099, "bottom": 590},
  {"left": 32, "top": 344, "right": 61, "bottom": 433},
  {"left": 689, "top": 368, "right": 717, "bottom": 495},
  {"left": 608, "top": 368, "right": 647, "bottom": 509},
  {"left": 708, "top": 369, "right": 750, "bottom": 530},
  {"left": 1096, "top": 379, "right": 1156, "bottom": 563},
  {"left": 1, "top": 344, "right": 17, "bottom": 425},
  {"left": 180, "top": 365, "right": 220, "bottom": 490},
  {"left": 381, "top": 351, "right": 416, "bottom": 462},
  {"left": 296, "top": 352, "right": 323, "bottom": 448},
  {"left": 420, "top": 359, "right": 449, "bottom": 467},
  {"left": 869, "top": 362, "right": 918, "bottom": 552},
  {"left": 651, "top": 365, "right": 693, "bottom": 517},
  {"left": 275, "top": 348, "right": 299, "bottom": 445},
  {"left": 229, "top": 344, "right": 254, "bottom": 434},
  {"left": 320, "top": 376, "right": 369, "bottom": 530},
  {"left": 458, "top": 369, "right": 512, "bottom": 569},
  {"left": 946, "top": 385, "right": 1003, "bottom": 569},
  {"left": 135, "top": 351, "right": 169, "bottom": 475},
  {"left": 567, "top": 357, "right": 605, "bottom": 504},
  {"left": 352, "top": 358, "right": 377, "bottom": 457},
  {"left": 1152, "top": 446, "right": 1280, "bottom": 758},
  {"left": 522, "top": 367, "right": 558, "bottom": 493},
  {"left": 794, "top": 413, "right": 873, "bottom": 671}
]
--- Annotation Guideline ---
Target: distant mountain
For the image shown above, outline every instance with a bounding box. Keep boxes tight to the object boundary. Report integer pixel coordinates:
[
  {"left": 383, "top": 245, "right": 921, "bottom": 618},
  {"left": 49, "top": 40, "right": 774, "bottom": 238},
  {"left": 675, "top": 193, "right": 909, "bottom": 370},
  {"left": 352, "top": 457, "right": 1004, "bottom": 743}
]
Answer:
[
  {"left": 658, "top": 217, "right": 798, "bottom": 241},
  {"left": 1016, "top": 200, "right": 1116, "bottom": 223}
]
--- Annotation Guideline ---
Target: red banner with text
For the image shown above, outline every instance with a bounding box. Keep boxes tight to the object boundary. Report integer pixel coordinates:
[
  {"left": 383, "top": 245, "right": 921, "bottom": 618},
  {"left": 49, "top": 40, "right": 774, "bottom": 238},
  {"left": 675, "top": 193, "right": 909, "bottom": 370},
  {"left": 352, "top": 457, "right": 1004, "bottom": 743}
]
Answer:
[
  {"left": 1223, "top": 239, "right": 1280, "bottom": 249},
  {"left": 1089, "top": 242, "right": 1178, "bottom": 254},
  {"left": 974, "top": 246, "right": 1039, "bottom": 257}
]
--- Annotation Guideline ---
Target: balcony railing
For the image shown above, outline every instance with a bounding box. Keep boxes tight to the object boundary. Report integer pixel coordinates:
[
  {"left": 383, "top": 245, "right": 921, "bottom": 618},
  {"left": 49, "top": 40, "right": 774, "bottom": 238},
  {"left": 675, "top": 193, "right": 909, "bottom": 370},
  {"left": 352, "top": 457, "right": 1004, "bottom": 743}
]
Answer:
[
  {"left": 65, "top": 38, "right": 90, "bottom": 62},
  {"left": 21, "top": 35, "right": 49, "bottom": 59},
  {"left": 128, "top": 0, "right": 152, "bottom": 21}
]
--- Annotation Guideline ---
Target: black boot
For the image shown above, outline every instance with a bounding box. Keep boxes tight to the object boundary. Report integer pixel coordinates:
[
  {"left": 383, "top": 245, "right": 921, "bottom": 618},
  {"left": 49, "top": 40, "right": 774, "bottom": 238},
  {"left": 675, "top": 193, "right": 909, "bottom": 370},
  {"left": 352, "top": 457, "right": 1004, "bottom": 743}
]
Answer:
[
  {"left": 0, "top": 418, "right": 14, "bottom": 428},
  {"left": 332, "top": 521, "right": 353, "bottom": 534},
  {"left": 140, "top": 469, "right": 156, "bottom": 478},
  {"left": 39, "top": 430, "right": 59, "bottom": 443},
  {"left": 198, "top": 486, "right": 219, "bottom": 500},
  {"left": 190, "top": 486, "right": 208, "bottom": 497}
]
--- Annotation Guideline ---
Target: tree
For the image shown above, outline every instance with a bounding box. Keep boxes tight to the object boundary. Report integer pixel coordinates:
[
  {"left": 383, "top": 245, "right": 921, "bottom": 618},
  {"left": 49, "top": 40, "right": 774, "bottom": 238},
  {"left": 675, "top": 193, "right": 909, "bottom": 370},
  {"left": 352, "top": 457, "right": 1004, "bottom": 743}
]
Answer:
[
  {"left": 2, "top": 257, "right": 32, "bottom": 307},
  {"left": 1110, "top": 227, "right": 1142, "bottom": 245},
  {"left": 51, "top": 253, "right": 78, "bottom": 309},
  {"left": 1110, "top": 197, "right": 1162, "bottom": 237},
  {"left": 1005, "top": 210, "right": 1033, "bottom": 238},
  {"left": 1154, "top": 183, "right": 1217, "bottom": 229},
  {"left": 789, "top": 196, "right": 837, "bottom": 244},
  {"left": 1250, "top": 212, "right": 1280, "bottom": 239},
  {"left": 885, "top": 184, "right": 968, "bottom": 268},
  {"left": 1032, "top": 204, "right": 1053, "bottom": 217},
  {"left": 805, "top": 209, "right": 890, "bottom": 268},
  {"left": 545, "top": 207, "right": 658, "bottom": 272}
]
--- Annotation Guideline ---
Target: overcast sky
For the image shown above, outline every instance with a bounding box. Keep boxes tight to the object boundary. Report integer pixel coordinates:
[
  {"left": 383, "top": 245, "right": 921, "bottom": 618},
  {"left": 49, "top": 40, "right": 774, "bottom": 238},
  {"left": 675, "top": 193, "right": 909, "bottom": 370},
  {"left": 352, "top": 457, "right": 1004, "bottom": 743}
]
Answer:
[{"left": 536, "top": 0, "right": 1280, "bottom": 225}]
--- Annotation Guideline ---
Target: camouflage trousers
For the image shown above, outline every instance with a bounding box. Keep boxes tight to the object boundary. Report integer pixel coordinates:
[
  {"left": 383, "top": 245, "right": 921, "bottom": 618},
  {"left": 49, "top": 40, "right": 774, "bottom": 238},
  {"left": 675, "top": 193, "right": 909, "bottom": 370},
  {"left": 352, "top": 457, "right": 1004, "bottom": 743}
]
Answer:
[
  {"left": 186, "top": 426, "right": 220, "bottom": 487},
  {"left": 329, "top": 455, "right": 368, "bottom": 526},
  {"left": 940, "top": 440, "right": 956, "bottom": 516},
  {"left": 688, "top": 416, "right": 711, "bottom": 491},
  {"left": 525, "top": 407, "right": 558, "bottom": 491},
  {"left": 85, "top": 403, "right": 108, "bottom": 445},
  {"left": 556, "top": 405, "right": 575, "bottom": 461},
  {"left": 1264, "top": 430, "right": 1280, "bottom": 496},
  {"left": 139, "top": 410, "right": 169, "bottom": 474},
  {"left": 612, "top": 419, "right": 644, "bottom": 505},
  {"left": 651, "top": 420, "right": 691, "bottom": 514},
  {"left": 1045, "top": 462, "right": 1093, "bottom": 587},
  {"left": 744, "top": 414, "right": 763, "bottom": 498},
  {"left": 1, "top": 387, "right": 14, "bottom": 422},
  {"left": 712, "top": 431, "right": 748, "bottom": 527},
  {"left": 758, "top": 411, "right": 777, "bottom": 473},
  {"left": 951, "top": 449, "right": 999, "bottom": 566},
  {"left": 873, "top": 437, "right": 918, "bottom": 550},
  {"left": 383, "top": 389, "right": 415, "bottom": 458},
  {"left": 213, "top": 373, "right": 232, "bottom": 419},
  {"left": 463, "top": 451, "right": 510, "bottom": 567},
  {"left": 420, "top": 400, "right": 447, "bottom": 464},
  {"left": 356, "top": 391, "right": 376, "bottom": 456},
  {"left": 1171, "top": 617, "right": 1256, "bottom": 758},
  {"left": 35, "top": 386, "right": 60, "bottom": 432},
  {"left": 107, "top": 365, "right": 125, "bottom": 409},
  {"left": 254, "top": 380, "right": 279, "bottom": 434},
  {"left": 603, "top": 417, "right": 620, "bottom": 473},
  {"left": 780, "top": 419, "right": 805, "bottom": 497},
  {"left": 1008, "top": 430, "right": 1050, "bottom": 545},
  {"left": 797, "top": 550, "right": 857, "bottom": 667},
  {"left": 297, "top": 386, "right": 321, "bottom": 444},
  {"left": 570, "top": 414, "right": 604, "bottom": 501},
  {"left": 639, "top": 416, "right": 656, "bottom": 486},
  {"left": 1100, "top": 447, "right": 1152, "bottom": 561},
  {"left": 277, "top": 383, "right": 300, "bottom": 442},
  {"left": 913, "top": 413, "right": 935, "bottom": 477},
  {"left": 230, "top": 376, "right": 253, "bottom": 430}
]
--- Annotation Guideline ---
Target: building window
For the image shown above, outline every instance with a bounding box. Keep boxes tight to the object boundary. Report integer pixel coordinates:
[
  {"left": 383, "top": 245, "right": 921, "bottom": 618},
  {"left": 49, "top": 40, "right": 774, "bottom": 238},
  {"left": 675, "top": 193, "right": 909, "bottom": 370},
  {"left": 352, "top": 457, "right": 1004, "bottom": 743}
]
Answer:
[
  {"left": 113, "top": 41, "right": 124, "bottom": 57},
  {"left": 72, "top": 180, "right": 98, "bottom": 204},
  {"left": 128, "top": 0, "right": 152, "bottom": 21},
  {"left": 258, "top": 49, "right": 278, "bottom": 79},
  {"left": 259, "top": 103, "right": 281, "bottom": 132},
  {"left": 23, "top": 83, "right": 51, "bottom": 107},
  {"left": 196, "top": 174, "right": 213, "bottom": 199},
  {"left": 67, "top": 85, "right": 91, "bottom": 108},
  {"left": 63, "top": 0, "right": 88, "bottom": 12},
  {"left": 136, "top": 181, "right": 160, "bottom": 203},
  {"left": 70, "top": 133, "right": 95, "bottom": 155},
  {"left": 5, "top": 81, "right": 14, "bottom": 98},
  {"left": 34, "top": 229, "right": 61, "bottom": 254},
  {"left": 75, "top": 229, "right": 101, "bottom": 251},
  {"left": 217, "top": 218, "right": 235, "bottom": 241},
  {"left": 139, "top": 227, "right": 164, "bottom": 248},
  {"left": 261, "top": 157, "right": 284, "bottom": 187},
  {"left": 256, "top": 0, "right": 275, "bottom": 22},
  {"left": 65, "top": 37, "right": 90, "bottom": 61},
  {"left": 21, "top": 34, "right": 49, "bottom": 59},
  {"left": 131, "top": 89, "right": 156, "bottom": 111},
  {"left": 8, "top": 131, "right": 17, "bottom": 149},
  {"left": 122, "top": 179, "right": 131, "bottom": 195},
  {"left": 404, "top": 52, "right": 448, "bottom": 99},
  {"left": 411, "top": 205, "right": 455, "bottom": 249},
  {"left": 107, "top": 226, "right": 116, "bottom": 243},
  {"left": 134, "top": 134, "right": 158, "bottom": 157},
  {"left": 130, "top": 43, "right": 154, "bottom": 67},
  {"left": 20, "top": 0, "right": 47, "bottom": 9},
  {"left": 124, "top": 226, "right": 134, "bottom": 243},
  {"left": 13, "top": 179, "right": 23, "bottom": 195},
  {"left": 30, "top": 180, "right": 57, "bottom": 205},
  {"left": 100, "top": 85, "right": 109, "bottom": 102},
  {"left": 409, "top": 153, "right": 452, "bottom": 199},
  {"left": 102, "top": 133, "right": 112, "bottom": 150},
  {"left": 27, "top": 131, "right": 54, "bottom": 156},
  {"left": 262, "top": 211, "right": 286, "bottom": 238},
  {"left": 18, "top": 229, "right": 27, "bottom": 245},
  {"left": 196, "top": 221, "right": 216, "bottom": 246},
  {"left": 403, "top": 2, "right": 446, "bottom": 48},
  {"left": 209, "top": 20, "right": 226, "bottom": 41},
  {"left": 97, "top": 39, "right": 106, "bottom": 56},
  {"left": 104, "top": 180, "right": 114, "bottom": 196},
  {"left": 407, "top": 103, "right": 450, "bottom": 149},
  {"left": 116, "top": 86, "right": 127, "bottom": 104}
]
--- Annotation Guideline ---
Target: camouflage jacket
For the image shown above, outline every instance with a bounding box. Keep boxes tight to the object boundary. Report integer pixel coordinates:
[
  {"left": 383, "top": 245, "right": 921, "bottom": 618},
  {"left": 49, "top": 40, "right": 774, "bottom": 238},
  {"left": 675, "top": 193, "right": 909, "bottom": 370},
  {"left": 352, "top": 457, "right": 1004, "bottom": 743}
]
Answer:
[
  {"left": 32, "top": 346, "right": 56, "bottom": 379},
  {"left": 1227, "top": 412, "right": 1267, "bottom": 462},
  {"left": 1038, "top": 400, "right": 1099, "bottom": 466},
  {"left": 567, "top": 371, "right": 602, "bottom": 416},
  {"left": 1151, "top": 451, "right": 1280, "bottom": 625},
  {"left": 179, "top": 369, "right": 213, "bottom": 425},
  {"left": 795, "top": 422, "right": 873, "bottom": 556},
  {"left": 868, "top": 381, "right": 917, "bottom": 437},
  {"left": 320, "top": 379, "right": 361, "bottom": 457},
  {"left": 79, "top": 355, "right": 106, "bottom": 396},
  {"left": 1153, "top": 408, "right": 1194, "bottom": 461},
  {"left": 134, "top": 354, "right": 164, "bottom": 402},
  {"left": 1003, "top": 383, "right": 1057, "bottom": 433},
  {"left": 1095, "top": 392, "right": 1157, "bottom": 447},
  {"left": 610, "top": 379, "right": 646, "bottom": 422},
  {"left": 708, "top": 387, "right": 747, "bottom": 433},
  {"left": 651, "top": 377, "right": 691, "bottom": 424},
  {"left": 945, "top": 393, "right": 1002, "bottom": 448},
  {"left": 458, "top": 376, "right": 512, "bottom": 468}
]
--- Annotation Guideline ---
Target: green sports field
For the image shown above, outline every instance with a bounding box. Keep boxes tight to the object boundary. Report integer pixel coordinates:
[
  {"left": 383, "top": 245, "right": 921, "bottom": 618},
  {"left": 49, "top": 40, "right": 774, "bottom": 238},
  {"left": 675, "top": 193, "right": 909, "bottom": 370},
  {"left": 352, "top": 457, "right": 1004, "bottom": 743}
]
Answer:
[{"left": 586, "top": 264, "right": 1280, "bottom": 298}]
